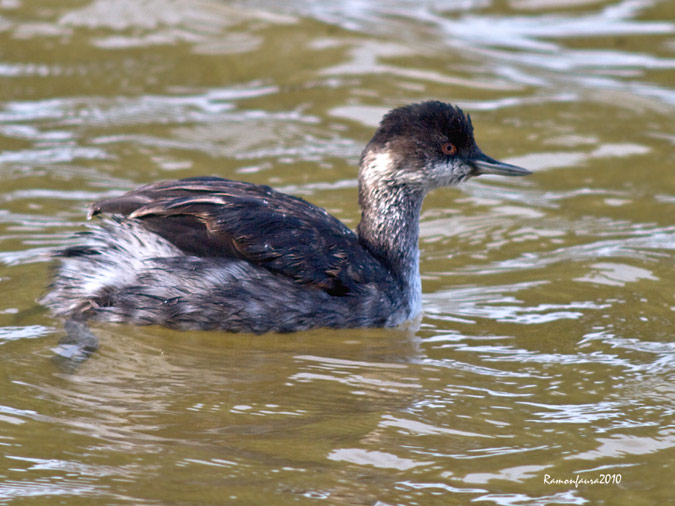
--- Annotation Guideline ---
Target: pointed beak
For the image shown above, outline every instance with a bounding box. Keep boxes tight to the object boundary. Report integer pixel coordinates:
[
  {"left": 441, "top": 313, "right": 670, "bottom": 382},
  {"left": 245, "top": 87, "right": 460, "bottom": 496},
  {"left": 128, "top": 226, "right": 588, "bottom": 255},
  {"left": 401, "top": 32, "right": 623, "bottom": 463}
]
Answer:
[{"left": 470, "top": 152, "right": 531, "bottom": 177}]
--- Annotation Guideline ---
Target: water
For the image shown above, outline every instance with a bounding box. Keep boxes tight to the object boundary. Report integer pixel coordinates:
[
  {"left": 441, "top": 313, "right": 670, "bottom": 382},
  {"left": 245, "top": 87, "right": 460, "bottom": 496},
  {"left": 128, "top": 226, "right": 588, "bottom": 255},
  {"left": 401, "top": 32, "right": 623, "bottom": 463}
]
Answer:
[{"left": 1, "top": 0, "right": 674, "bottom": 504}]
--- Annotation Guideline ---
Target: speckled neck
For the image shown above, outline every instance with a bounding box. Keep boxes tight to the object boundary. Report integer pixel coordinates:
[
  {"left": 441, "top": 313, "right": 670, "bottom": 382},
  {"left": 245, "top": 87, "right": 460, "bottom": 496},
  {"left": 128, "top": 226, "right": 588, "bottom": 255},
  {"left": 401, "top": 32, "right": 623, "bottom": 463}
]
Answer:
[{"left": 356, "top": 150, "right": 424, "bottom": 316}]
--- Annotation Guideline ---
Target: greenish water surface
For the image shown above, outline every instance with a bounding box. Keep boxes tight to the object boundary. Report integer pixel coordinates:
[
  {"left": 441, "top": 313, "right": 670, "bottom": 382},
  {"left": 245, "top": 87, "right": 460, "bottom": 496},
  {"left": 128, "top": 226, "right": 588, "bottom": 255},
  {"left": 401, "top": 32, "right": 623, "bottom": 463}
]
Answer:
[{"left": 0, "top": 1, "right": 674, "bottom": 504}]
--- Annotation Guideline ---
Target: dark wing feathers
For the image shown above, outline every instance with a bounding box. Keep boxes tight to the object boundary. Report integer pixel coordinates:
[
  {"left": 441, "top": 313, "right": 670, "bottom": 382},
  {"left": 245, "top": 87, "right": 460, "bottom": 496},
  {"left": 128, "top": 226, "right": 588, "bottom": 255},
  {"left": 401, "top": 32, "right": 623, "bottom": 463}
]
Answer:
[{"left": 90, "top": 177, "right": 388, "bottom": 295}]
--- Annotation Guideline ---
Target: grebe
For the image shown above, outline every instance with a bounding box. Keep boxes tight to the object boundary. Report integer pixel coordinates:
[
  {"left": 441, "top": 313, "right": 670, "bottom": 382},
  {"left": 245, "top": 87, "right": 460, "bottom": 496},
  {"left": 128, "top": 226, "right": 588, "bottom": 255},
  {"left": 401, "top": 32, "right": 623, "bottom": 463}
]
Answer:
[{"left": 42, "top": 101, "right": 530, "bottom": 333}]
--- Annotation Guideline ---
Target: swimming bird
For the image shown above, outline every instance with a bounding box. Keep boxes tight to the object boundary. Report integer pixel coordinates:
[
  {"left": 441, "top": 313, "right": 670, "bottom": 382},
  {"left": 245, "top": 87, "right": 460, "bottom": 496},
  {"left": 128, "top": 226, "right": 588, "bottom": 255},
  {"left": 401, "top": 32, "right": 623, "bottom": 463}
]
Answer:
[{"left": 42, "top": 101, "right": 530, "bottom": 333}]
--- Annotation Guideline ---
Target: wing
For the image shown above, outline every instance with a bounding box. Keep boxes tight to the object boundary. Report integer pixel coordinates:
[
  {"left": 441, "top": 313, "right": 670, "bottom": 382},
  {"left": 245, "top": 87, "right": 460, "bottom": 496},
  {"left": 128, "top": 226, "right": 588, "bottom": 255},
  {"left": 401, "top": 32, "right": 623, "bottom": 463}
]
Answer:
[{"left": 89, "top": 177, "right": 390, "bottom": 296}]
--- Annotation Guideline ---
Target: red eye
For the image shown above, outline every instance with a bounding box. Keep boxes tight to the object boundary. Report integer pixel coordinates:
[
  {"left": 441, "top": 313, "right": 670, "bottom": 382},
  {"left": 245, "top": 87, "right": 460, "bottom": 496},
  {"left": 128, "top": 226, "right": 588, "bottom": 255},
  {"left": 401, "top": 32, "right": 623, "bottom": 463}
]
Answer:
[{"left": 441, "top": 142, "right": 457, "bottom": 155}]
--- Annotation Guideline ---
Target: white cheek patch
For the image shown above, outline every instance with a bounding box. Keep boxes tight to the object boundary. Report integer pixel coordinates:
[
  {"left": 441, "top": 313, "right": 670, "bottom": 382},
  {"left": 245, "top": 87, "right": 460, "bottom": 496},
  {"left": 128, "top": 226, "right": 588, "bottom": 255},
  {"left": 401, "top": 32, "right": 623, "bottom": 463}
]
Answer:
[
  {"left": 361, "top": 151, "right": 396, "bottom": 190},
  {"left": 362, "top": 149, "right": 469, "bottom": 193},
  {"left": 424, "top": 159, "right": 470, "bottom": 188},
  {"left": 362, "top": 150, "right": 431, "bottom": 191}
]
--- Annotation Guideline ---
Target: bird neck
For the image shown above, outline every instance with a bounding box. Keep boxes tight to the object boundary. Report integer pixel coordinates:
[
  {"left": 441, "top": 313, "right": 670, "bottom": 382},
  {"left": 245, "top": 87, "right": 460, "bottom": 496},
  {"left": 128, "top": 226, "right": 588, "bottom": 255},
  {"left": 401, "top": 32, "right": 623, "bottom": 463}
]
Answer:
[{"left": 356, "top": 151, "right": 424, "bottom": 314}]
